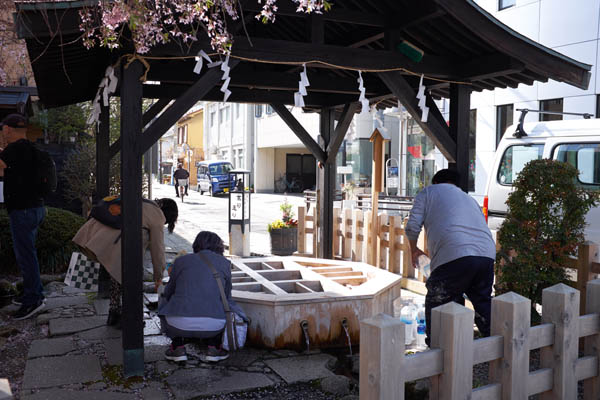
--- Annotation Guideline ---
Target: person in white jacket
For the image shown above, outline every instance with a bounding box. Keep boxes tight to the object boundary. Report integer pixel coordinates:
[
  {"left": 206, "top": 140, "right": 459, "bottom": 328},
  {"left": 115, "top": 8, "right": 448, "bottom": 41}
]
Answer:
[{"left": 405, "top": 169, "right": 496, "bottom": 346}]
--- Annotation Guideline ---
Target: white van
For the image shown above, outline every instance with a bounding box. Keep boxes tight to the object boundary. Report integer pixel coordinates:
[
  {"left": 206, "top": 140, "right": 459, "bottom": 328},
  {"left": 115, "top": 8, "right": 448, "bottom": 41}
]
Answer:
[{"left": 484, "top": 116, "right": 600, "bottom": 256}]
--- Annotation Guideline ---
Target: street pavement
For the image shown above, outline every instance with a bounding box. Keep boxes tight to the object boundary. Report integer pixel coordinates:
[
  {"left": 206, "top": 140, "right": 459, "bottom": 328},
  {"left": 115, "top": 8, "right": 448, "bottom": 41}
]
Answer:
[{"left": 150, "top": 182, "right": 306, "bottom": 256}]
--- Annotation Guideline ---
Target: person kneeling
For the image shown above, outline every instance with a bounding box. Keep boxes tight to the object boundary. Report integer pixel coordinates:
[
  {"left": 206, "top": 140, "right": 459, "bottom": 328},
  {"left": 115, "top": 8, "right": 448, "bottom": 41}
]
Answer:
[{"left": 159, "top": 231, "right": 247, "bottom": 362}]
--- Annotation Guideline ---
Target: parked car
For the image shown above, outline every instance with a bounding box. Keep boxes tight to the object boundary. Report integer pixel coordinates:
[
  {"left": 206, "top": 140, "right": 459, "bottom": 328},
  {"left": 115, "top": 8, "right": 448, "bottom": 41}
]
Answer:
[
  {"left": 484, "top": 116, "right": 600, "bottom": 258},
  {"left": 196, "top": 160, "right": 235, "bottom": 196}
]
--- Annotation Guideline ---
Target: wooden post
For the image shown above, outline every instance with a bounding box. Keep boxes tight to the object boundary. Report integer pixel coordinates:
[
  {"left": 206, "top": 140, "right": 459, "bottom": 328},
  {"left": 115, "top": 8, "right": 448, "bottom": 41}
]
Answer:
[
  {"left": 578, "top": 242, "right": 596, "bottom": 316},
  {"left": 540, "top": 283, "right": 580, "bottom": 400},
  {"left": 120, "top": 60, "right": 145, "bottom": 377},
  {"left": 389, "top": 216, "right": 402, "bottom": 274},
  {"left": 333, "top": 207, "right": 341, "bottom": 258},
  {"left": 584, "top": 279, "right": 600, "bottom": 400},
  {"left": 401, "top": 217, "right": 411, "bottom": 277},
  {"left": 96, "top": 102, "right": 110, "bottom": 201},
  {"left": 378, "top": 213, "right": 389, "bottom": 270},
  {"left": 449, "top": 83, "right": 471, "bottom": 193},
  {"left": 365, "top": 210, "right": 374, "bottom": 266},
  {"left": 343, "top": 208, "right": 352, "bottom": 259},
  {"left": 489, "top": 292, "right": 531, "bottom": 400},
  {"left": 429, "top": 302, "right": 474, "bottom": 400},
  {"left": 359, "top": 313, "right": 405, "bottom": 400},
  {"left": 353, "top": 209, "right": 364, "bottom": 262},
  {"left": 318, "top": 108, "right": 335, "bottom": 259},
  {"left": 312, "top": 201, "right": 318, "bottom": 258},
  {"left": 369, "top": 129, "right": 387, "bottom": 266},
  {"left": 298, "top": 206, "right": 306, "bottom": 254}
]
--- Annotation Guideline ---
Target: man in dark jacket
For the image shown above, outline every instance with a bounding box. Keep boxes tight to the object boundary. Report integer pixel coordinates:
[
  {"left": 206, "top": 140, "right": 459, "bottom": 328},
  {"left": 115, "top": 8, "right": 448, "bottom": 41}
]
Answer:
[
  {"left": 173, "top": 163, "right": 190, "bottom": 197},
  {"left": 0, "top": 114, "right": 46, "bottom": 320}
]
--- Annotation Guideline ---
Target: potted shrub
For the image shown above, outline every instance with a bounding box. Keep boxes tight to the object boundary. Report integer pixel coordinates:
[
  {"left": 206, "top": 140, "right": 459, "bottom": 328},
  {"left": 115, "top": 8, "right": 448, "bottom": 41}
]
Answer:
[{"left": 268, "top": 199, "right": 298, "bottom": 256}]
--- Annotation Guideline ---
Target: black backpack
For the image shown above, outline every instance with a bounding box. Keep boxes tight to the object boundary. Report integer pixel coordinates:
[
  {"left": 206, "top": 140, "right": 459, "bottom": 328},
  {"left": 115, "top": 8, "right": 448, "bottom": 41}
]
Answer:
[
  {"left": 89, "top": 196, "right": 156, "bottom": 230},
  {"left": 33, "top": 146, "right": 57, "bottom": 197}
]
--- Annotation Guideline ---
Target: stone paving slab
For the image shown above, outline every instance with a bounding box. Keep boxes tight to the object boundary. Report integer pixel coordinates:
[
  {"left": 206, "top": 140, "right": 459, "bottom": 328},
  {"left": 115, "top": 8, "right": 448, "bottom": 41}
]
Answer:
[
  {"left": 145, "top": 345, "right": 167, "bottom": 363},
  {"left": 166, "top": 368, "right": 274, "bottom": 399},
  {"left": 62, "top": 286, "right": 95, "bottom": 295},
  {"left": 28, "top": 337, "right": 75, "bottom": 359},
  {"left": 94, "top": 299, "right": 110, "bottom": 315},
  {"left": 77, "top": 325, "right": 122, "bottom": 340},
  {"left": 0, "top": 379, "right": 12, "bottom": 400},
  {"left": 264, "top": 354, "right": 336, "bottom": 384},
  {"left": 22, "top": 389, "right": 135, "bottom": 400},
  {"left": 144, "top": 318, "right": 161, "bottom": 336},
  {"left": 220, "top": 348, "right": 267, "bottom": 368},
  {"left": 45, "top": 295, "right": 89, "bottom": 310},
  {"left": 22, "top": 355, "right": 103, "bottom": 389},
  {"left": 104, "top": 338, "right": 123, "bottom": 366},
  {"left": 49, "top": 316, "right": 106, "bottom": 336}
]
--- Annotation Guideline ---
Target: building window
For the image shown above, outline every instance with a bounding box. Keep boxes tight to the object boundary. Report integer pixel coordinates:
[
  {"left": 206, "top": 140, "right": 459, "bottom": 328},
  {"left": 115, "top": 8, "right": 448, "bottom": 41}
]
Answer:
[
  {"left": 183, "top": 125, "right": 188, "bottom": 144},
  {"left": 265, "top": 105, "right": 273, "bottom": 115},
  {"left": 499, "top": 0, "right": 515, "bottom": 11},
  {"left": 539, "top": 98, "right": 563, "bottom": 121},
  {"left": 235, "top": 104, "right": 240, "bottom": 119},
  {"left": 468, "top": 109, "right": 476, "bottom": 192},
  {"left": 596, "top": 94, "right": 600, "bottom": 118},
  {"left": 177, "top": 125, "right": 188, "bottom": 145},
  {"left": 496, "top": 104, "right": 513, "bottom": 148},
  {"left": 210, "top": 112, "right": 215, "bottom": 127},
  {"left": 255, "top": 104, "right": 263, "bottom": 118}
]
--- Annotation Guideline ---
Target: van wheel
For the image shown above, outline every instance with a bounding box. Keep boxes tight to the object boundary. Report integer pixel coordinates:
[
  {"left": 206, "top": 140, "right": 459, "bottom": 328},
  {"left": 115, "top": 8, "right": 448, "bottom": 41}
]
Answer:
[
  {"left": 209, "top": 186, "right": 214, "bottom": 197},
  {"left": 199, "top": 186, "right": 204, "bottom": 195}
]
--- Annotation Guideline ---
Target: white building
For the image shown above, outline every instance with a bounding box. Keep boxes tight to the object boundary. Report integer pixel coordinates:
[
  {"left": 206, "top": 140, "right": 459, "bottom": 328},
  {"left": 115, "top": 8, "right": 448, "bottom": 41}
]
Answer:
[{"left": 466, "top": 0, "right": 600, "bottom": 203}]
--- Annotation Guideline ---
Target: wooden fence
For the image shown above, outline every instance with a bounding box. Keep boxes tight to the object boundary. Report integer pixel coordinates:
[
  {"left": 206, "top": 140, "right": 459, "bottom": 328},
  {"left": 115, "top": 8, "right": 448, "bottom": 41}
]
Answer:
[
  {"left": 297, "top": 205, "right": 600, "bottom": 298},
  {"left": 297, "top": 205, "right": 427, "bottom": 291},
  {"left": 360, "top": 281, "right": 600, "bottom": 400}
]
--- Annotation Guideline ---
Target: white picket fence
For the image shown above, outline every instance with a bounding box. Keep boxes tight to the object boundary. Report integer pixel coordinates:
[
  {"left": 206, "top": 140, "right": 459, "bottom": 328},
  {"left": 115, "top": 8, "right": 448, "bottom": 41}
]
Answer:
[{"left": 360, "top": 280, "right": 600, "bottom": 399}]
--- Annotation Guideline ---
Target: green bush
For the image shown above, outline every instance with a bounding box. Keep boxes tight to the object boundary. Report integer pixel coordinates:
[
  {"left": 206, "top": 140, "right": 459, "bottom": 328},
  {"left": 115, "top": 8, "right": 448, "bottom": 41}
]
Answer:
[
  {"left": 495, "top": 159, "right": 599, "bottom": 320},
  {"left": 0, "top": 207, "right": 86, "bottom": 274}
]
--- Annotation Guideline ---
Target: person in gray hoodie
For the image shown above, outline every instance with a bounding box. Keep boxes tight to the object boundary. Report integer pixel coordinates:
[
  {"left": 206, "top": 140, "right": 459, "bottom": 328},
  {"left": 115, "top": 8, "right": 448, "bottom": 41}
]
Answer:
[{"left": 159, "top": 231, "right": 247, "bottom": 362}]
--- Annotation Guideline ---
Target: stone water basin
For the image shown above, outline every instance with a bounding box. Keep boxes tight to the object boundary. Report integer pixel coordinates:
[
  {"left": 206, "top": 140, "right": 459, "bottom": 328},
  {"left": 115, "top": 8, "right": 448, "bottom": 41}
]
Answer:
[{"left": 231, "top": 256, "right": 402, "bottom": 349}]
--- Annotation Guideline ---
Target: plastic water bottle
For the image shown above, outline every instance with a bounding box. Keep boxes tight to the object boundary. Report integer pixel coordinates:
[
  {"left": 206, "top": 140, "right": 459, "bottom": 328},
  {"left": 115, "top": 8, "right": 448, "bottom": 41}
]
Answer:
[
  {"left": 416, "top": 308, "right": 427, "bottom": 350},
  {"left": 400, "top": 303, "right": 417, "bottom": 346},
  {"left": 417, "top": 255, "right": 431, "bottom": 279}
]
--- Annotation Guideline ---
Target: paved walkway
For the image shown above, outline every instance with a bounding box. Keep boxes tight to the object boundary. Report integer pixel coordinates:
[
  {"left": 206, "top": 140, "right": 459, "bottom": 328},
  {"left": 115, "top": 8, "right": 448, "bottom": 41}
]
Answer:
[{"left": 1, "top": 280, "right": 359, "bottom": 399}]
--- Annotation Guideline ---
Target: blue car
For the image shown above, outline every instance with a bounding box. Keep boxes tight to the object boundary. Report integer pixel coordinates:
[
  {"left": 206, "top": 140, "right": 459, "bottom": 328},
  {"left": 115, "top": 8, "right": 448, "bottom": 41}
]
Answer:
[{"left": 196, "top": 161, "right": 235, "bottom": 196}]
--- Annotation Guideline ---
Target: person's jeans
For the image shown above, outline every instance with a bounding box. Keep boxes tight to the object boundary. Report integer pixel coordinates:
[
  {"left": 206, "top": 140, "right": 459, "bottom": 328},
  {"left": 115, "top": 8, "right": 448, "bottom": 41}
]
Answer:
[
  {"left": 425, "top": 256, "right": 494, "bottom": 346},
  {"left": 9, "top": 207, "right": 46, "bottom": 306}
]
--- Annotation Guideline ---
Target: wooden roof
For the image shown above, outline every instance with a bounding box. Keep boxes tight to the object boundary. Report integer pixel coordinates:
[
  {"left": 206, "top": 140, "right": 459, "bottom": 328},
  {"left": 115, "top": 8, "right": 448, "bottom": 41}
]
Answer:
[{"left": 16, "top": 0, "right": 591, "bottom": 110}]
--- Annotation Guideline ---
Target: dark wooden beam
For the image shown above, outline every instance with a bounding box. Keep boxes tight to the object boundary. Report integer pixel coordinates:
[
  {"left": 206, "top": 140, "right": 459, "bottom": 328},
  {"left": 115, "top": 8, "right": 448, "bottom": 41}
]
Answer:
[
  {"left": 96, "top": 103, "right": 110, "bottom": 200},
  {"left": 348, "top": 32, "right": 385, "bottom": 48},
  {"left": 240, "top": 0, "right": 386, "bottom": 27},
  {"left": 459, "top": 54, "right": 524, "bottom": 81},
  {"left": 109, "top": 98, "right": 171, "bottom": 159},
  {"left": 143, "top": 84, "right": 361, "bottom": 109},
  {"left": 326, "top": 102, "right": 359, "bottom": 160},
  {"left": 309, "top": 13, "right": 324, "bottom": 44},
  {"left": 449, "top": 83, "right": 471, "bottom": 192},
  {"left": 151, "top": 36, "right": 460, "bottom": 78},
  {"left": 138, "top": 61, "right": 239, "bottom": 155},
  {"left": 378, "top": 71, "right": 456, "bottom": 162},
  {"left": 318, "top": 108, "right": 335, "bottom": 259},
  {"left": 120, "top": 59, "right": 144, "bottom": 377},
  {"left": 270, "top": 103, "right": 326, "bottom": 164},
  {"left": 147, "top": 66, "right": 385, "bottom": 96}
]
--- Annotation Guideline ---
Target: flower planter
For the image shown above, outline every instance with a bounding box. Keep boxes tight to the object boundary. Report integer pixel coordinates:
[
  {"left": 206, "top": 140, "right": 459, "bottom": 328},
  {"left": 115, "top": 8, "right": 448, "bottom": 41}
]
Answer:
[{"left": 269, "top": 227, "right": 298, "bottom": 256}]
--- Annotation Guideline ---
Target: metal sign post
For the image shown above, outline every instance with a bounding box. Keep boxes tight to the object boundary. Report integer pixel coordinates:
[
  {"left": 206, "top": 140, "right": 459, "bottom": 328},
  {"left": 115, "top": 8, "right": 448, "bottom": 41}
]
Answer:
[{"left": 228, "top": 169, "right": 251, "bottom": 256}]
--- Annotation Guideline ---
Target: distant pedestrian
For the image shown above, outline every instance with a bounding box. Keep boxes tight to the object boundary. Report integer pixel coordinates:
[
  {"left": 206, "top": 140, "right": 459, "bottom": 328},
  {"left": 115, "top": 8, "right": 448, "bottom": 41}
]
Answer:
[
  {"left": 159, "top": 231, "right": 248, "bottom": 362},
  {"left": 405, "top": 169, "right": 496, "bottom": 345},
  {"left": 173, "top": 163, "right": 189, "bottom": 197},
  {"left": 0, "top": 114, "right": 46, "bottom": 320}
]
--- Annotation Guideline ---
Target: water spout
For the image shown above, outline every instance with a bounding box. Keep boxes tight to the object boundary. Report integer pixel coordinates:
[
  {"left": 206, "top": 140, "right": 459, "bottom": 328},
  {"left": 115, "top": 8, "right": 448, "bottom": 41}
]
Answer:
[
  {"left": 300, "top": 320, "right": 310, "bottom": 352},
  {"left": 341, "top": 318, "right": 352, "bottom": 356}
]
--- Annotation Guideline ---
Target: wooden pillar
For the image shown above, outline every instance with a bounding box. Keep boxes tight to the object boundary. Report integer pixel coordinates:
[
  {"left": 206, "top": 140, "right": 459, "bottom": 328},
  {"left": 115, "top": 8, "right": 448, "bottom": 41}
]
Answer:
[
  {"left": 540, "top": 283, "right": 579, "bottom": 400},
  {"left": 449, "top": 84, "right": 471, "bottom": 193},
  {"left": 584, "top": 279, "right": 600, "bottom": 399},
  {"left": 359, "top": 313, "right": 405, "bottom": 400},
  {"left": 96, "top": 103, "right": 110, "bottom": 200},
  {"left": 318, "top": 108, "right": 335, "bottom": 259},
  {"left": 489, "top": 292, "right": 530, "bottom": 400},
  {"left": 120, "top": 60, "right": 145, "bottom": 377},
  {"left": 96, "top": 102, "right": 111, "bottom": 298},
  {"left": 429, "top": 302, "right": 474, "bottom": 399}
]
